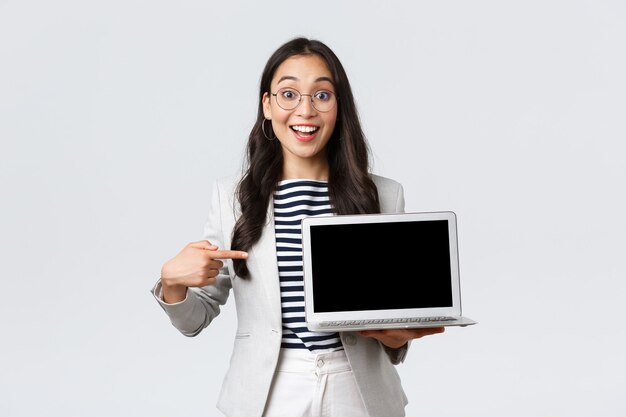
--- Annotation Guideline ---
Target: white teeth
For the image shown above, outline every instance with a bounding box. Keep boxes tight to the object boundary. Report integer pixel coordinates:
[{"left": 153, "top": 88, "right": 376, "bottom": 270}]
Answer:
[{"left": 291, "top": 125, "right": 319, "bottom": 133}]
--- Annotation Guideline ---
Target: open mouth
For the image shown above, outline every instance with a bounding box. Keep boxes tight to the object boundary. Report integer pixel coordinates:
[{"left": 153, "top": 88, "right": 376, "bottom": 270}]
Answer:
[{"left": 291, "top": 125, "right": 319, "bottom": 137}]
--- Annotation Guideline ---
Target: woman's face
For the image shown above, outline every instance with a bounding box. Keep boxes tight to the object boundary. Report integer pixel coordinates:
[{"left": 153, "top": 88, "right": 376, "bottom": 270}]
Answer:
[{"left": 262, "top": 54, "right": 338, "bottom": 175}]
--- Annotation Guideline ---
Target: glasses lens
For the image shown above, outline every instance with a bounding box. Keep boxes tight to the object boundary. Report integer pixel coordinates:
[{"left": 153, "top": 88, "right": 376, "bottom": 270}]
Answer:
[
  {"left": 311, "top": 90, "right": 336, "bottom": 112},
  {"left": 276, "top": 88, "right": 300, "bottom": 110}
]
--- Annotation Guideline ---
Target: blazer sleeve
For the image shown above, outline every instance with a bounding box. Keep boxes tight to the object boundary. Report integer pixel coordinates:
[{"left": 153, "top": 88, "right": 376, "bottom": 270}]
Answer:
[{"left": 150, "top": 180, "right": 233, "bottom": 337}]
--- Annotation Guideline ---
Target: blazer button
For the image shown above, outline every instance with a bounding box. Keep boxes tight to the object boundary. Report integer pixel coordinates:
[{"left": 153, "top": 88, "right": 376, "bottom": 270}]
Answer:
[{"left": 345, "top": 334, "right": 357, "bottom": 345}]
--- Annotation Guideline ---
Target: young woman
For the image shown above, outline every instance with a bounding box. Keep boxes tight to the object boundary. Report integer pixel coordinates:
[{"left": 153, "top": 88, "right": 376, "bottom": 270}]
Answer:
[{"left": 152, "top": 37, "right": 445, "bottom": 417}]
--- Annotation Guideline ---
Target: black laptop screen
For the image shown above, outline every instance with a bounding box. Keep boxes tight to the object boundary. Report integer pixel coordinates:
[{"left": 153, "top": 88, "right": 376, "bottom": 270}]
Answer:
[{"left": 309, "top": 219, "right": 454, "bottom": 313}]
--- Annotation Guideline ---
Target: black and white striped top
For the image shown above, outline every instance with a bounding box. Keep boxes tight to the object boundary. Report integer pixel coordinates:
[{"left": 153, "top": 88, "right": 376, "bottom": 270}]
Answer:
[{"left": 273, "top": 179, "right": 343, "bottom": 352}]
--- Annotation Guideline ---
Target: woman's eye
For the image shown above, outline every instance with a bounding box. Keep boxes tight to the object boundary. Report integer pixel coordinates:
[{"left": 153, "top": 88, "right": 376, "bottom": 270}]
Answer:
[
  {"left": 281, "top": 90, "right": 298, "bottom": 100},
  {"left": 315, "top": 91, "right": 332, "bottom": 101}
]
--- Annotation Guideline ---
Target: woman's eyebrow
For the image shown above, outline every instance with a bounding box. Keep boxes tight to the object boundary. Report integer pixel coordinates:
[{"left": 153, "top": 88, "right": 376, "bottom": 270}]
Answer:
[
  {"left": 277, "top": 75, "right": 334, "bottom": 85},
  {"left": 277, "top": 76, "right": 298, "bottom": 84},
  {"left": 315, "top": 76, "right": 334, "bottom": 84}
]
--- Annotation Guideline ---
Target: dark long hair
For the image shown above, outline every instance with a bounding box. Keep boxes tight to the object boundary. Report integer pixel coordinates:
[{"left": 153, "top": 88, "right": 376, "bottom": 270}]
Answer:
[{"left": 231, "top": 37, "right": 380, "bottom": 278}]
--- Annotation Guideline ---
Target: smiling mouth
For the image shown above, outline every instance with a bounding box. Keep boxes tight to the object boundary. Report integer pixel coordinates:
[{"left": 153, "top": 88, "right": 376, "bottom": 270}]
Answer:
[{"left": 291, "top": 125, "right": 319, "bottom": 137}]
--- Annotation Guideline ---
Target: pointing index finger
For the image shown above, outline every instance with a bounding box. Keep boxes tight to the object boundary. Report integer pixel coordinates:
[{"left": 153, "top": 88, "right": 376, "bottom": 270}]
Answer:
[{"left": 208, "top": 249, "right": 249, "bottom": 260}]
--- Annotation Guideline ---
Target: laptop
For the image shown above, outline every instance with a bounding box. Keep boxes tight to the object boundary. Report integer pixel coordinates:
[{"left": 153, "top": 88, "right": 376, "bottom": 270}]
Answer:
[{"left": 301, "top": 211, "right": 477, "bottom": 332}]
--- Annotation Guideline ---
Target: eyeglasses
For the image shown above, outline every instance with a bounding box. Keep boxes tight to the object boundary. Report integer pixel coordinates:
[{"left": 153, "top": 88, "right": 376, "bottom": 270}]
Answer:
[{"left": 271, "top": 87, "right": 337, "bottom": 112}]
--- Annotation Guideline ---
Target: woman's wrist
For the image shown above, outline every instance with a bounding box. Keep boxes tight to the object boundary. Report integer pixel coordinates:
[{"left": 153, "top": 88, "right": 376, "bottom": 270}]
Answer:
[{"left": 161, "top": 279, "right": 187, "bottom": 304}]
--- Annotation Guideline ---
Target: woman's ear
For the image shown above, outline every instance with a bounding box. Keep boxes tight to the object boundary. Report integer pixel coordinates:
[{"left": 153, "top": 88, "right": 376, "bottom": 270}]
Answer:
[{"left": 262, "top": 92, "right": 271, "bottom": 119}]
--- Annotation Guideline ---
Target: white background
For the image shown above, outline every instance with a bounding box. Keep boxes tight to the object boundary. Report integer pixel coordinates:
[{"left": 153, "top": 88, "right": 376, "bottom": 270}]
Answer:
[{"left": 1, "top": 1, "right": 625, "bottom": 416}]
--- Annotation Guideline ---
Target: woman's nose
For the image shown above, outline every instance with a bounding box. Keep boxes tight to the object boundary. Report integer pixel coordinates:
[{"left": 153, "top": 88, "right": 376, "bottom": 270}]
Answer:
[{"left": 295, "top": 95, "right": 317, "bottom": 116}]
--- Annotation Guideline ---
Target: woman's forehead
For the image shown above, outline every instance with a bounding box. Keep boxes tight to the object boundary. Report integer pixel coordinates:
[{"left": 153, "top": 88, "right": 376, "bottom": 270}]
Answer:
[{"left": 272, "top": 55, "right": 334, "bottom": 85}]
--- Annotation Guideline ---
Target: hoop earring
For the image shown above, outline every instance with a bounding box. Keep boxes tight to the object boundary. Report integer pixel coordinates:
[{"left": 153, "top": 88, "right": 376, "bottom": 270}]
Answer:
[{"left": 262, "top": 118, "right": 275, "bottom": 141}]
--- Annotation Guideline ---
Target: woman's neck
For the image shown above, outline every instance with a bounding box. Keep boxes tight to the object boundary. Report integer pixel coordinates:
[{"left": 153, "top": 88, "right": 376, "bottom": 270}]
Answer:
[{"left": 281, "top": 159, "right": 329, "bottom": 181}]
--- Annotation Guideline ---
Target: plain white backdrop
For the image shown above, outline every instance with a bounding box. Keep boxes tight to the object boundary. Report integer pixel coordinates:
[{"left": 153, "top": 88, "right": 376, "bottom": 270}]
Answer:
[{"left": 1, "top": 1, "right": 625, "bottom": 416}]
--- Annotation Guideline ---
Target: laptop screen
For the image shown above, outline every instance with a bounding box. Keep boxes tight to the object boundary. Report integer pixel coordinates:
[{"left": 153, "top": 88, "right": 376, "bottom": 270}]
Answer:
[{"left": 309, "top": 219, "right": 454, "bottom": 313}]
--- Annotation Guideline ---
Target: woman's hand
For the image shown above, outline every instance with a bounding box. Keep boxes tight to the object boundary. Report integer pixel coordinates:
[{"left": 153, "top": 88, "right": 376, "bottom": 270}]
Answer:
[
  {"left": 160, "top": 240, "right": 248, "bottom": 303},
  {"left": 358, "top": 327, "right": 445, "bottom": 349}
]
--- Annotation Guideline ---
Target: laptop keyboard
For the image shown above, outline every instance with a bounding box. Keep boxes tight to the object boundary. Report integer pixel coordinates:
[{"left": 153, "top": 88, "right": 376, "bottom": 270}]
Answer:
[{"left": 319, "top": 316, "right": 457, "bottom": 328}]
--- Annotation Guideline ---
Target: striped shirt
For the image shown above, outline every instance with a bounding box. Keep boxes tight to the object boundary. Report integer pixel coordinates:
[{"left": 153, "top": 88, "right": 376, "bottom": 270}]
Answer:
[{"left": 273, "top": 179, "right": 343, "bottom": 352}]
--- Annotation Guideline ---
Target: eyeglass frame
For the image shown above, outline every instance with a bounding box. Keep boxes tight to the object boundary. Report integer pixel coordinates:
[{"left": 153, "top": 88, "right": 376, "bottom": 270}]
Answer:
[{"left": 270, "top": 87, "right": 338, "bottom": 113}]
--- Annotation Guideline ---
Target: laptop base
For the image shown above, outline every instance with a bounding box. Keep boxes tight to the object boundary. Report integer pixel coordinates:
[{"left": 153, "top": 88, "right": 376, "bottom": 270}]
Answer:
[{"left": 308, "top": 316, "right": 477, "bottom": 332}]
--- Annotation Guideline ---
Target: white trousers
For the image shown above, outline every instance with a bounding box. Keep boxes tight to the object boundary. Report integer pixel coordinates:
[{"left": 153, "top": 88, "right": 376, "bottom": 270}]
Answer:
[{"left": 262, "top": 348, "right": 370, "bottom": 417}]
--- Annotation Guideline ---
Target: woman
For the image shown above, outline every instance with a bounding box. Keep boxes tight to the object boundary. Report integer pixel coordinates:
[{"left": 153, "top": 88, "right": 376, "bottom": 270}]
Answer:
[{"left": 152, "top": 37, "right": 444, "bottom": 417}]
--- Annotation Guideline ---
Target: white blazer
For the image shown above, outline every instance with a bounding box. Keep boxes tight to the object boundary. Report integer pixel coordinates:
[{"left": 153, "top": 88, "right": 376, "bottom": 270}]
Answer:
[{"left": 152, "top": 173, "right": 411, "bottom": 417}]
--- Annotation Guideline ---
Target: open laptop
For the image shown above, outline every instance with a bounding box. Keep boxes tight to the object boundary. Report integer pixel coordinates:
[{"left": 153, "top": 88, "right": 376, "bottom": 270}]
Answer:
[{"left": 301, "top": 211, "right": 477, "bottom": 332}]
